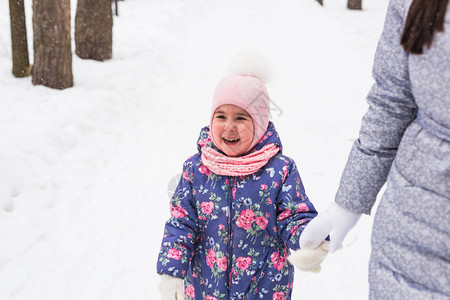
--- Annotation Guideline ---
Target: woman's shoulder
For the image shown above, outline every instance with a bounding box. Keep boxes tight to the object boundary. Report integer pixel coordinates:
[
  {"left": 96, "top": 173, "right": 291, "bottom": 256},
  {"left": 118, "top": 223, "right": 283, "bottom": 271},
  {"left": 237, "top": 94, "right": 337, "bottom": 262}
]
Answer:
[{"left": 387, "top": 0, "right": 411, "bottom": 19}]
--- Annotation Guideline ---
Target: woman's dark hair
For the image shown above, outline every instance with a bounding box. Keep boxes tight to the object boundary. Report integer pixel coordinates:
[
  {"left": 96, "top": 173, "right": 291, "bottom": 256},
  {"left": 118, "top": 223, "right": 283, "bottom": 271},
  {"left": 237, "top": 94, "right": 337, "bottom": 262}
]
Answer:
[{"left": 400, "top": 0, "right": 449, "bottom": 54}]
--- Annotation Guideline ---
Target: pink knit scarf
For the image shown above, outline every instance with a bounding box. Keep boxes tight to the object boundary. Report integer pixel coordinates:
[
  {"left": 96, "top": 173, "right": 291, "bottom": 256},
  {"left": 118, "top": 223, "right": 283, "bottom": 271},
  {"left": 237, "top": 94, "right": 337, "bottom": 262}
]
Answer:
[{"left": 201, "top": 143, "right": 280, "bottom": 176}]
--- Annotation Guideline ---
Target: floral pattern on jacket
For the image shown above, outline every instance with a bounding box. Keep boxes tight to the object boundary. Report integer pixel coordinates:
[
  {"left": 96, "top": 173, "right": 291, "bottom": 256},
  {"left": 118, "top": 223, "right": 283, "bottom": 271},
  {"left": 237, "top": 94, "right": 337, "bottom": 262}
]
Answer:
[{"left": 157, "top": 122, "right": 318, "bottom": 300}]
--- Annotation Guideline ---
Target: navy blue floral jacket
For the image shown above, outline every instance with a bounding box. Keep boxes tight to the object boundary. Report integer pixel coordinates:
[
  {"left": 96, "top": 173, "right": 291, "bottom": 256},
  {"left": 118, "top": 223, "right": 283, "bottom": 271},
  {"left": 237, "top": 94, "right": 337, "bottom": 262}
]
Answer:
[{"left": 157, "top": 122, "right": 318, "bottom": 300}]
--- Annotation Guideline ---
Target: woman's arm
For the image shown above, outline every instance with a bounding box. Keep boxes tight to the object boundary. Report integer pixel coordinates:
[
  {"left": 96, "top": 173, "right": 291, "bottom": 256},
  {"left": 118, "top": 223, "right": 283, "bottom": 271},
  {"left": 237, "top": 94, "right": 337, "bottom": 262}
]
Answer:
[{"left": 335, "top": 0, "right": 417, "bottom": 215}]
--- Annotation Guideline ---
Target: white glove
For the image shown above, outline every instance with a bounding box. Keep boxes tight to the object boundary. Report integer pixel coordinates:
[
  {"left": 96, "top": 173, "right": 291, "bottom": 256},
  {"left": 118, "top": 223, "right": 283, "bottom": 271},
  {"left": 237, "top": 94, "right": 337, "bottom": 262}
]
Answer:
[
  {"left": 288, "top": 241, "right": 329, "bottom": 272},
  {"left": 159, "top": 275, "right": 185, "bottom": 300},
  {"left": 300, "top": 202, "right": 361, "bottom": 253}
]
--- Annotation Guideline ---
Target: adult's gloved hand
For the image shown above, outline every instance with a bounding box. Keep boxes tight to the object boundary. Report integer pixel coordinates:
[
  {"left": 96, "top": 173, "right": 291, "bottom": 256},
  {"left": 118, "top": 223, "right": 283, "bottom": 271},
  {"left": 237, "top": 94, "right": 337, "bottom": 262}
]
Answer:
[
  {"left": 300, "top": 202, "right": 361, "bottom": 253},
  {"left": 159, "top": 275, "right": 184, "bottom": 300}
]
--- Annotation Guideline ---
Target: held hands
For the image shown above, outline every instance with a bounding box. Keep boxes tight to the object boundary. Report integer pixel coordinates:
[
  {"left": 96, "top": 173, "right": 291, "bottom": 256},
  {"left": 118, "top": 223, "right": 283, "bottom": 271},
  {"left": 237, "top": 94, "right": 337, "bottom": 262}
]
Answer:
[
  {"left": 289, "top": 202, "right": 361, "bottom": 272},
  {"left": 159, "top": 275, "right": 184, "bottom": 300},
  {"left": 300, "top": 202, "right": 361, "bottom": 253}
]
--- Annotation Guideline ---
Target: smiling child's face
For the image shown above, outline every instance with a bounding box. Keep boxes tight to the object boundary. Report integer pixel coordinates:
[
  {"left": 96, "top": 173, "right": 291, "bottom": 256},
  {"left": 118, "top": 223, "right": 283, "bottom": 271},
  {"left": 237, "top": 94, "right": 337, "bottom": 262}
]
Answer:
[{"left": 211, "top": 104, "right": 254, "bottom": 157}]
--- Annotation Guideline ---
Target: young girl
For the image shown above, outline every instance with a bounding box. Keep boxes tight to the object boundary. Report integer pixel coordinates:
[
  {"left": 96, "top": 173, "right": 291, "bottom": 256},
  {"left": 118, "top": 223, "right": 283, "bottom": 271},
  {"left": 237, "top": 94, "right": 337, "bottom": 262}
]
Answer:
[{"left": 157, "top": 72, "right": 327, "bottom": 300}]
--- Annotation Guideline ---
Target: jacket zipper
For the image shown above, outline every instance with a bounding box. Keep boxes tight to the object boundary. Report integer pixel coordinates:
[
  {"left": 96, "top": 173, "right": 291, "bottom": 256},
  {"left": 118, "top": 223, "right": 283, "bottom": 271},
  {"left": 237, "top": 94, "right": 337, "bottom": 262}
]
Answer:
[{"left": 227, "top": 177, "right": 236, "bottom": 293}]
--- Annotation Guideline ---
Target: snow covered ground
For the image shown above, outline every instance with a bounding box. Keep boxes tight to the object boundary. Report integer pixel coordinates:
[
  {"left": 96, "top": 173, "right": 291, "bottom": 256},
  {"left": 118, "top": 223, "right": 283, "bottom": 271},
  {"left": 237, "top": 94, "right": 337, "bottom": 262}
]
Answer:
[{"left": 0, "top": 0, "right": 389, "bottom": 299}]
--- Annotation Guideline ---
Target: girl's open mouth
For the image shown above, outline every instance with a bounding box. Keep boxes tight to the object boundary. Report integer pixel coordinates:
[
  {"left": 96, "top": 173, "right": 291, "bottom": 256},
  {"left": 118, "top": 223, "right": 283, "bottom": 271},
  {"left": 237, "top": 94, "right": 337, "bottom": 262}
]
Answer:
[{"left": 223, "top": 137, "right": 240, "bottom": 145}]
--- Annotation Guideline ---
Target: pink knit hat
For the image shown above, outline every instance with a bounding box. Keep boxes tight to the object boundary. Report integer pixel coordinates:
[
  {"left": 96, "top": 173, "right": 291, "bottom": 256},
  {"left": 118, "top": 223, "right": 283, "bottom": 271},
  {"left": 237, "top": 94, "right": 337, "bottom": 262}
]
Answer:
[{"left": 210, "top": 74, "right": 270, "bottom": 153}]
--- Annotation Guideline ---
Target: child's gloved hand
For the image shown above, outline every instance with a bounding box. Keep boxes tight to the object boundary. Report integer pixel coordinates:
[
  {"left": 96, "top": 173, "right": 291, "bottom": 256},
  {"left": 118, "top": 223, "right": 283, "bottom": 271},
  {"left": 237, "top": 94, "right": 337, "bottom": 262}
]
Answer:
[
  {"left": 159, "top": 275, "right": 184, "bottom": 300},
  {"left": 300, "top": 202, "right": 361, "bottom": 253},
  {"left": 288, "top": 241, "right": 329, "bottom": 272}
]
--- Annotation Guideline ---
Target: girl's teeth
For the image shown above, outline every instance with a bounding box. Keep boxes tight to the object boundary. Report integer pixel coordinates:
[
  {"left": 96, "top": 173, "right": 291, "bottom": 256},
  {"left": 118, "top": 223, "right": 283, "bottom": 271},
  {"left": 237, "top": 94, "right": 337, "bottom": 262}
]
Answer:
[{"left": 224, "top": 138, "right": 239, "bottom": 142}]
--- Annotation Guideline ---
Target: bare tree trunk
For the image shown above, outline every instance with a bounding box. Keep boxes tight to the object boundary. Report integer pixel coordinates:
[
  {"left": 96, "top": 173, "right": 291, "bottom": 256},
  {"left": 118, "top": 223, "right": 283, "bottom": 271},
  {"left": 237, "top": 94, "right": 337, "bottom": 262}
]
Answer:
[
  {"left": 9, "top": 0, "right": 30, "bottom": 77},
  {"left": 75, "top": 0, "right": 113, "bottom": 61},
  {"left": 348, "top": 0, "right": 362, "bottom": 10},
  {"left": 32, "top": 0, "right": 73, "bottom": 89}
]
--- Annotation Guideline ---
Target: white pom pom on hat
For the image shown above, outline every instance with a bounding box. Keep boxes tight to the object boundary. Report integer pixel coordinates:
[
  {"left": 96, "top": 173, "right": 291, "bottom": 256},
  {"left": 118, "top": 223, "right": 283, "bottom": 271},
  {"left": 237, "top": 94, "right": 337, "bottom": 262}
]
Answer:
[
  {"left": 211, "top": 51, "right": 272, "bottom": 153},
  {"left": 227, "top": 50, "right": 272, "bottom": 83}
]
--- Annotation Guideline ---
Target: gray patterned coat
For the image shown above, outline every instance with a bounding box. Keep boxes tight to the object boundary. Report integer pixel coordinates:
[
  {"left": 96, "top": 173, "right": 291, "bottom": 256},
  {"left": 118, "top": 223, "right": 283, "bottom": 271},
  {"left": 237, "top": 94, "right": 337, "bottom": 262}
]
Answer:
[{"left": 335, "top": 0, "right": 450, "bottom": 298}]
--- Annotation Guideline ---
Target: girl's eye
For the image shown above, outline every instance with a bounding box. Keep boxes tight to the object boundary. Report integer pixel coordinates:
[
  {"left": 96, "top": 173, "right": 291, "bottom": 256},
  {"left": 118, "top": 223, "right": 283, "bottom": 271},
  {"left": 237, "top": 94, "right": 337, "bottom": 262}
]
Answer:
[
  {"left": 236, "top": 117, "right": 248, "bottom": 121},
  {"left": 215, "top": 115, "right": 226, "bottom": 119}
]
